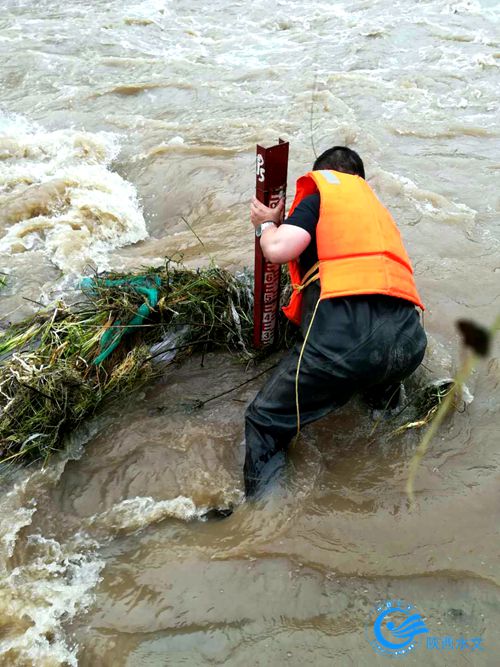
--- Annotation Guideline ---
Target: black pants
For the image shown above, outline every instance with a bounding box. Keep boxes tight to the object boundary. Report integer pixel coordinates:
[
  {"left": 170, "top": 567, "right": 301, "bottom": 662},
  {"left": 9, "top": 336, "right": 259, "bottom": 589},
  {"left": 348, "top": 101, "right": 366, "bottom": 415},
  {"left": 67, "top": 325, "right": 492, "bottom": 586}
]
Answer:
[{"left": 244, "top": 284, "right": 427, "bottom": 496}]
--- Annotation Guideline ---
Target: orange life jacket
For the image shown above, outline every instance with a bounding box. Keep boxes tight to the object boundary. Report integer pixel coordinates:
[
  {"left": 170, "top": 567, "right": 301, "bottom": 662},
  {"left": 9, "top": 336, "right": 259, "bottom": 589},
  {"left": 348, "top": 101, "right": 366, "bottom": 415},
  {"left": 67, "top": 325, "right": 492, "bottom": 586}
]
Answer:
[{"left": 282, "top": 169, "right": 425, "bottom": 325}]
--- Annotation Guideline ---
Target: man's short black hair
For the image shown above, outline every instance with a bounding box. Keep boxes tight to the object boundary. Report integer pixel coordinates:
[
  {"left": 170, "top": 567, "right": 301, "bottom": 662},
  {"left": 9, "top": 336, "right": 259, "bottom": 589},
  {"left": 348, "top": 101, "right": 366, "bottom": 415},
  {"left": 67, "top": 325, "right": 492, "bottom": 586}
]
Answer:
[{"left": 313, "top": 146, "right": 365, "bottom": 179}]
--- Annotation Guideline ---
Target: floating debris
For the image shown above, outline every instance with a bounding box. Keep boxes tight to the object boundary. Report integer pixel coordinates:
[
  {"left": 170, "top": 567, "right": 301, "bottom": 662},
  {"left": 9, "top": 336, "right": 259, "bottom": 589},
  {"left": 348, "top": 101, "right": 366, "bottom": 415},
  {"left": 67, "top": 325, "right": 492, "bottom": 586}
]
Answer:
[{"left": 0, "top": 260, "right": 292, "bottom": 465}]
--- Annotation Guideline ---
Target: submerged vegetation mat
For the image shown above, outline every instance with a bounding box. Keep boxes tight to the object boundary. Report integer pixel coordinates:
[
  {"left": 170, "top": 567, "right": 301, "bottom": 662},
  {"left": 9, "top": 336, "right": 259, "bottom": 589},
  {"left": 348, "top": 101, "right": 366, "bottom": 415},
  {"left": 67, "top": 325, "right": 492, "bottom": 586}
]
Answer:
[{"left": 0, "top": 261, "right": 293, "bottom": 464}]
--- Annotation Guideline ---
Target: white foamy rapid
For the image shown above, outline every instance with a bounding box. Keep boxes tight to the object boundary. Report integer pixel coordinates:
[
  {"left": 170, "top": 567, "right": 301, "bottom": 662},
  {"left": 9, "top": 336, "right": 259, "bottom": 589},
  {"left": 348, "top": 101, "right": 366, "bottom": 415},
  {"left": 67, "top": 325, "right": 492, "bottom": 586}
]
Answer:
[
  {"left": 84, "top": 495, "right": 205, "bottom": 535},
  {"left": 0, "top": 475, "right": 104, "bottom": 667},
  {"left": 0, "top": 113, "right": 147, "bottom": 275},
  {"left": 0, "top": 456, "right": 228, "bottom": 665},
  {"left": 0, "top": 535, "right": 103, "bottom": 667}
]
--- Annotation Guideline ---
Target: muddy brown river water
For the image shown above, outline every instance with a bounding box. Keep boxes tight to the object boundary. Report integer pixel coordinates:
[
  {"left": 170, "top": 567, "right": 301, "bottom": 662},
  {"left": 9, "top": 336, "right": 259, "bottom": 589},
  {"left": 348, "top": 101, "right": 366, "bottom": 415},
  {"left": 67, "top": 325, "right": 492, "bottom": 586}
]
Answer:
[{"left": 0, "top": 0, "right": 499, "bottom": 665}]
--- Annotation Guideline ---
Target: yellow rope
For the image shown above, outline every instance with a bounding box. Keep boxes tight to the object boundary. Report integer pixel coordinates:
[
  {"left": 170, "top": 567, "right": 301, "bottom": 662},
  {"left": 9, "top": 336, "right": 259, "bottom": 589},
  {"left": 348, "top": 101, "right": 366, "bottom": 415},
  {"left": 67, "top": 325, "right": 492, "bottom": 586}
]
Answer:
[
  {"left": 292, "top": 295, "right": 321, "bottom": 447},
  {"left": 291, "top": 261, "right": 320, "bottom": 292}
]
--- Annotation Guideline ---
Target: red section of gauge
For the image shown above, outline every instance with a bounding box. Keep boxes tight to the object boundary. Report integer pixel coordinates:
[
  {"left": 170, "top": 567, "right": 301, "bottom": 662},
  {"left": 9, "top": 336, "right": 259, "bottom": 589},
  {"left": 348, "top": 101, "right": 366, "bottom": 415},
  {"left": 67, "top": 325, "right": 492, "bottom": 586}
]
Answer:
[{"left": 253, "top": 139, "right": 289, "bottom": 348}]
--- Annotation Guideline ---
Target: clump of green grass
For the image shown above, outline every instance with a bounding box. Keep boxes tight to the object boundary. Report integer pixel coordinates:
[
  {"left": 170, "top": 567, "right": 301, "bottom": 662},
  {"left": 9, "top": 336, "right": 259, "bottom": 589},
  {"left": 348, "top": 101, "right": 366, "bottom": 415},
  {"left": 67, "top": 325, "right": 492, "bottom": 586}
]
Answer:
[{"left": 0, "top": 260, "right": 292, "bottom": 465}]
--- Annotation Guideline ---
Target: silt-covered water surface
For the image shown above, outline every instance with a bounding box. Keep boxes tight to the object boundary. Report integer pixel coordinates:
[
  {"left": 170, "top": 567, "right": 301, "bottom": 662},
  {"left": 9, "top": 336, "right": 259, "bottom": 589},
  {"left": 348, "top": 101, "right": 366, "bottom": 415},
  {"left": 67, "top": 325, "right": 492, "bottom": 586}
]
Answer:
[{"left": 0, "top": 0, "right": 499, "bottom": 664}]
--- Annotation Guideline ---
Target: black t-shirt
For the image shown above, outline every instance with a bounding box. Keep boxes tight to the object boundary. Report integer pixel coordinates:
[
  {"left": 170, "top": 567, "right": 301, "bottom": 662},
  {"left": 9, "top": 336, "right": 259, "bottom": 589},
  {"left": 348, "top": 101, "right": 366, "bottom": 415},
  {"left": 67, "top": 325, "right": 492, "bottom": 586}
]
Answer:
[{"left": 283, "top": 193, "right": 320, "bottom": 274}]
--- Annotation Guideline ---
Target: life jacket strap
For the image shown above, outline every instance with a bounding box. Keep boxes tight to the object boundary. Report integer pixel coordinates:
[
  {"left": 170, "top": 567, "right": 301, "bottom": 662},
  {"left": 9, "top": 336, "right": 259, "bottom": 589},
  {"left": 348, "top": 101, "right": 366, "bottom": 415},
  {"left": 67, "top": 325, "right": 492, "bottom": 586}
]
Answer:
[{"left": 292, "top": 261, "right": 320, "bottom": 293}]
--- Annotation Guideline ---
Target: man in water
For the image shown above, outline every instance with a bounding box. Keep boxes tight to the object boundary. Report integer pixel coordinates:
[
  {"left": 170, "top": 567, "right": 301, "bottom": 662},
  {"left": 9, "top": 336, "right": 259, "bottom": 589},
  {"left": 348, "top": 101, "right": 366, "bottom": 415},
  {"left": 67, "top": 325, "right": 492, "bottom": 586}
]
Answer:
[{"left": 245, "top": 146, "right": 427, "bottom": 497}]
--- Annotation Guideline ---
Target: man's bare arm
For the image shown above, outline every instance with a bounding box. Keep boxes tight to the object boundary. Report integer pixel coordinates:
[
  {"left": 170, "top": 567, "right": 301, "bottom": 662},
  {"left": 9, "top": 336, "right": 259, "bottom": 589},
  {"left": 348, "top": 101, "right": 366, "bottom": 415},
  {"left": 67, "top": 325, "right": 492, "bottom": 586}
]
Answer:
[{"left": 249, "top": 196, "right": 311, "bottom": 264}]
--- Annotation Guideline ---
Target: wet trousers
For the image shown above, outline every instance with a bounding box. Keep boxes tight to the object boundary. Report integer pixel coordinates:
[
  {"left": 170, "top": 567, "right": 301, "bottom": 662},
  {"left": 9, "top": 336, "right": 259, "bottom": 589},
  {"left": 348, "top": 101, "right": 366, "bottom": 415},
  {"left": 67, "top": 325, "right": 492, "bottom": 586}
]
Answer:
[{"left": 244, "top": 284, "right": 427, "bottom": 496}]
